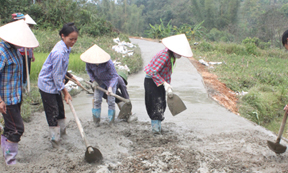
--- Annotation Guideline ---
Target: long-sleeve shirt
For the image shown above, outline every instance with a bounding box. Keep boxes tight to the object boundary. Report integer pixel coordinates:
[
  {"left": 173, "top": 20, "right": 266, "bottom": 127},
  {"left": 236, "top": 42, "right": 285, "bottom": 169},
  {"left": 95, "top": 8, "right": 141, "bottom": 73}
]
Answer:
[
  {"left": 38, "top": 40, "right": 71, "bottom": 94},
  {"left": 86, "top": 59, "right": 118, "bottom": 88},
  {"left": 144, "top": 48, "right": 174, "bottom": 86},
  {"left": 0, "top": 41, "right": 23, "bottom": 105}
]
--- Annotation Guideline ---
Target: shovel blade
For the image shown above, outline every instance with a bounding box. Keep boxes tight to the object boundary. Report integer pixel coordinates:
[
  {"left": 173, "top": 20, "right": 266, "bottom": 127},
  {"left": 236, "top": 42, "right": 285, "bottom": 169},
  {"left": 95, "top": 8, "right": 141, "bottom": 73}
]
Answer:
[
  {"left": 167, "top": 93, "right": 187, "bottom": 116},
  {"left": 117, "top": 102, "right": 132, "bottom": 120},
  {"left": 85, "top": 146, "right": 103, "bottom": 163},
  {"left": 267, "top": 140, "right": 287, "bottom": 154}
]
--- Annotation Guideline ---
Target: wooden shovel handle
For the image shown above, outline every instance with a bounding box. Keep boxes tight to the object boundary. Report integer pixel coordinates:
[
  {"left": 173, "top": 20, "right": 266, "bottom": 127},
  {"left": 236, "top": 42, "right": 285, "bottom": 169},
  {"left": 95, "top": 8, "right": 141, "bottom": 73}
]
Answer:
[
  {"left": 65, "top": 75, "right": 93, "bottom": 94},
  {"left": 68, "top": 100, "right": 93, "bottom": 153},
  {"left": 24, "top": 48, "right": 30, "bottom": 92},
  {"left": 84, "top": 80, "right": 131, "bottom": 103},
  {"left": 276, "top": 109, "right": 288, "bottom": 143}
]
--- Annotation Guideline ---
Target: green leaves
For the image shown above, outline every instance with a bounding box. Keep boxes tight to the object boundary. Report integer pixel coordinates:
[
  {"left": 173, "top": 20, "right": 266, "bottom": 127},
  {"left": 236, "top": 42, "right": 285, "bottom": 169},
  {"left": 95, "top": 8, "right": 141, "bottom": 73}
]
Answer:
[
  {"left": 146, "top": 19, "right": 205, "bottom": 41},
  {"left": 146, "top": 19, "right": 173, "bottom": 39}
]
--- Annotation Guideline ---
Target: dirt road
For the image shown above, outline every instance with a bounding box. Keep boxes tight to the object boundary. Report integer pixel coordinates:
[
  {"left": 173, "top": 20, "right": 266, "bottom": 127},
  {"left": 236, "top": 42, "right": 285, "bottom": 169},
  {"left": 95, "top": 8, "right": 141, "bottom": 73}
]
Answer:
[{"left": 1, "top": 39, "right": 288, "bottom": 173}]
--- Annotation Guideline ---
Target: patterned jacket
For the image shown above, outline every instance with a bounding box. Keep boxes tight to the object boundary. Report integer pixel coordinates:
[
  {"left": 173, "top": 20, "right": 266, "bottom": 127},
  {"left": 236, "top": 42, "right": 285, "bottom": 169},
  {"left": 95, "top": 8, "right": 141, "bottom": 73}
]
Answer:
[{"left": 144, "top": 48, "right": 175, "bottom": 86}]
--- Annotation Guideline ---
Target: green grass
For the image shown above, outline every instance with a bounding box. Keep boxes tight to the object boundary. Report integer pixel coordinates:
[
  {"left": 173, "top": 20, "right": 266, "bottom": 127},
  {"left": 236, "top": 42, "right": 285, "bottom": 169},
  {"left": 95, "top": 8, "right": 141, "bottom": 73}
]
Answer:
[{"left": 192, "top": 41, "right": 288, "bottom": 138}]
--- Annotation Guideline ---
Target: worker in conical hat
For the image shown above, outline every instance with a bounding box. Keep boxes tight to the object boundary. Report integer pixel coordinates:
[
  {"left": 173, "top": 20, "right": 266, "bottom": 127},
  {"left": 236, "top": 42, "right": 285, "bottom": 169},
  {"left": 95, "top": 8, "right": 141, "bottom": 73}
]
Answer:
[
  {"left": 144, "top": 34, "right": 193, "bottom": 134},
  {"left": 0, "top": 19, "right": 39, "bottom": 165},
  {"left": 12, "top": 13, "right": 37, "bottom": 92},
  {"left": 81, "top": 44, "right": 119, "bottom": 126},
  {"left": 38, "top": 22, "right": 78, "bottom": 148}
]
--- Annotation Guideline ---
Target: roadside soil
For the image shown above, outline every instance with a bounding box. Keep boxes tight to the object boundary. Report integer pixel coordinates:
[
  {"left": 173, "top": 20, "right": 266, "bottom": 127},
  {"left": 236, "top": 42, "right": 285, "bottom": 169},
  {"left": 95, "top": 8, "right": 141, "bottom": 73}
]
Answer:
[
  {"left": 188, "top": 57, "right": 239, "bottom": 115},
  {"left": 0, "top": 38, "right": 287, "bottom": 173}
]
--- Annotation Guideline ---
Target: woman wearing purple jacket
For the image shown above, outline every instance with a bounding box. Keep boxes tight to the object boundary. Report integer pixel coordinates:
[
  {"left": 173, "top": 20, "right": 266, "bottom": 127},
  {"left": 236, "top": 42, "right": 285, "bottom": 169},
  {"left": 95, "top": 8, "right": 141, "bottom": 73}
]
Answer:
[{"left": 81, "top": 44, "right": 118, "bottom": 126}]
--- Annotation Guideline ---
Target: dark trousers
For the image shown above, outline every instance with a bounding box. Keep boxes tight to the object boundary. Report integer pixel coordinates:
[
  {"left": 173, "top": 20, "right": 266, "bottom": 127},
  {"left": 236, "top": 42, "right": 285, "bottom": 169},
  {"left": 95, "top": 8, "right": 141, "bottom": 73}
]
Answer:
[
  {"left": 39, "top": 89, "right": 65, "bottom": 127},
  {"left": 2, "top": 103, "right": 24, "bottom": 142},
  {"left": 144, "top": 78, "right": 166, "bottom": 121},
  {"left": 22, "top": 55, "right": 31, "bottom": 84}
]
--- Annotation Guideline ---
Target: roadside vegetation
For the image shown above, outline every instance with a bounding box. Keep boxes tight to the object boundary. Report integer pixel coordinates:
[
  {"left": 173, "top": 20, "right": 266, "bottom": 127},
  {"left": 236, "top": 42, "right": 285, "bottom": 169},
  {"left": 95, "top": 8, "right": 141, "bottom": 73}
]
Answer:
[{"left": 191, "top": 39, "right": 288, "bottom": 138}]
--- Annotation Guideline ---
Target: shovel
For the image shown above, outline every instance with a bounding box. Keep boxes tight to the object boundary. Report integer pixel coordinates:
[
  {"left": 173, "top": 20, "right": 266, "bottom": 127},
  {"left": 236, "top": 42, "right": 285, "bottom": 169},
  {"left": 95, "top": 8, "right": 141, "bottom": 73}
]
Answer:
[
  {"left": 267, "top": 110, "right": 288, "bottom": 154},
  {"left": 85, "top": 80, "right": 132, "bottom": 120},
  {"left": 65, "top": 75, "right": 94, "bottom": 94},
  {"left": 68, "top": 100, "right": 103, "bottom": 163},
  {"left": 167, "top": 88, "right": 187, "bottom": 116}
]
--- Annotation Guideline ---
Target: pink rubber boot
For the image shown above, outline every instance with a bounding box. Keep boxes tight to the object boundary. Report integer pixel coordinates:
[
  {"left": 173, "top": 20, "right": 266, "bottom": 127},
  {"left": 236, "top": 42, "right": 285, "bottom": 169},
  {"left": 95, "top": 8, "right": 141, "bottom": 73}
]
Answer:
[
  {"left": 1, "top": 135, "right": 7, "bottom": 156},
  {"left": 4, "top": 141, "right": 18, "bottom": 165}
]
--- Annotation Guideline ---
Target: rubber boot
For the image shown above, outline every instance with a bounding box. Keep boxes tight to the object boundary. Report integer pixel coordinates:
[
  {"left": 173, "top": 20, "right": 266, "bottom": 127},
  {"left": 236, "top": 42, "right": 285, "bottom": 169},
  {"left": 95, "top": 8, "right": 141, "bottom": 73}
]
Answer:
[
  {"left": 3, "top": 141, "right": 18, "bottom": 165},
  {"left": 49, "top": 126, "right": 61, "bottom": 148},
  {"left": 151, "top": 120, "right": 161, "bottom": 134},
  {"left": 108, "top": 109, "right": 115, "bottom": 125},
  {"left": 92, "top": 108, "right": 101, "bottom": 125},
  {"left": 1, "top": 135, "right": 7, "bottom": 156},
  {"left": 58, "top": 119, "right": 66, "bottom": 137}
]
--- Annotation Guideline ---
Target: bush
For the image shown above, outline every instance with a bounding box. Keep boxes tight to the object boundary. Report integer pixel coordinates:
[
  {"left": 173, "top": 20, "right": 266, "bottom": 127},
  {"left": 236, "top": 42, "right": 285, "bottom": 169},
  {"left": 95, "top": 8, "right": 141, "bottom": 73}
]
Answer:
[
  {"left": 215, "top": 43, "right": 247, "bottom": 55},
  {"left": 197, "top": 42, "right": 214, "bottom": 52},
  {"left": 207, "top": 28, "right": 235, "bottom": 42},
  {"left": 79, "top": 18, "right": 114, "bottom": 37},
  {"left": 242, "top": 37, "right": 259, "bottom": 55},
  {"left": 258, "top": 41, "right": 271, "bottom": 49},
  {"left": 244, "top": 43, "right": 258, "bottom": 55}
]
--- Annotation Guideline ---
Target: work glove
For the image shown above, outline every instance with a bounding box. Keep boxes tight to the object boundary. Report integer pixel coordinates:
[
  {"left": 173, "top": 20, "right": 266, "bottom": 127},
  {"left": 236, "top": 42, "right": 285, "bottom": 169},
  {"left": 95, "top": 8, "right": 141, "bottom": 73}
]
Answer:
[
  {"left": 163, "top": 81, "right": 172, "bottom": 92},
  {"left": 92, "top": 81, "right": 99, "bottom": 89},
  {"left": 107, "top": 86, "right": 113, "bottom": 95}
]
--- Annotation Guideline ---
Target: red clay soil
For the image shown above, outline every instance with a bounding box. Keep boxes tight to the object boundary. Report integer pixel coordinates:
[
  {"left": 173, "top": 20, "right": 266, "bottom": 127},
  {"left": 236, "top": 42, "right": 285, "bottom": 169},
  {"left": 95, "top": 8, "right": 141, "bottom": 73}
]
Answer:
[{"left": 188, "top": 57, "right": 239, "bottom": 115}]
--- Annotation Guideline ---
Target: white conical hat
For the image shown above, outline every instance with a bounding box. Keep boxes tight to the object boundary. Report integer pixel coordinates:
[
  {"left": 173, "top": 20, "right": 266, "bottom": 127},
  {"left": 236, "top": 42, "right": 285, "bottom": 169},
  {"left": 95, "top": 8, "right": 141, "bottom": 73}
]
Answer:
[
  {"left": 0, "top": 20, "right": 39, "bottom": 48},
  {"left": 80, "top": 44, "right": 111, "bottom": 64},
  {"left": 162, "top": 34, "right": 193, "bottom": 58},
  {"left": 24, "top": 14, "right": 37, "bottom": 25}
]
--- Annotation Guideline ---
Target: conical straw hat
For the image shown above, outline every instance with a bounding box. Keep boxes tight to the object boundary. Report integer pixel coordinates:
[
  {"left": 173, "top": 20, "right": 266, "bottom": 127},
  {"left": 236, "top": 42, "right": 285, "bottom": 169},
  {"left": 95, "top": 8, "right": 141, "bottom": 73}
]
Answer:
[
  {"left": 162, "top": 34, "right": 193, "bottom": 58},
  {"left": 80, "top": 44, "right": 111, "bottom": 64},
  {"left": 0, "top": 20, "right": 39, "bottom": 48},
  {"left": 24, "top": 14, "right": 37, "bottom": 25}
]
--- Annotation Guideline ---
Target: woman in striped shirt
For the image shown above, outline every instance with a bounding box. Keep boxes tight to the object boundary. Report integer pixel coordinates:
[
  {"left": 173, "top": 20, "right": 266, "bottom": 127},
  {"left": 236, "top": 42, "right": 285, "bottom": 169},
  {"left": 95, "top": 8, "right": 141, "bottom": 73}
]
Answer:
[{"left": 38, "top": 23, "right": 78, "bottom": 147}]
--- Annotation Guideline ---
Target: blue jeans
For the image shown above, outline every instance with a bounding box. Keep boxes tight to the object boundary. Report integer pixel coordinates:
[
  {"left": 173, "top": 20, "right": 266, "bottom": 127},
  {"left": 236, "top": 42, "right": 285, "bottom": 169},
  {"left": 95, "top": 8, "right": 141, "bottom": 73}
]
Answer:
[{"left": 93, "top": 83, "right": 117, "bottom": 110}]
